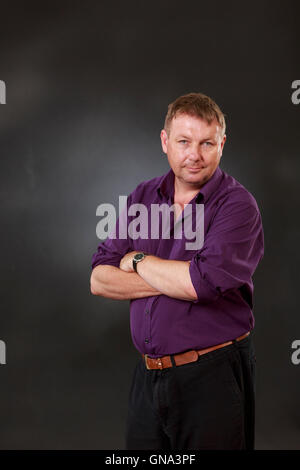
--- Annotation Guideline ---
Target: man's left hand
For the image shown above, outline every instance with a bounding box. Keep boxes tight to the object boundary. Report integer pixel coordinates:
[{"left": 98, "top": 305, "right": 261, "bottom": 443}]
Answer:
[{"left": 119, "top": 251, "right": 140, "bottom": 273}]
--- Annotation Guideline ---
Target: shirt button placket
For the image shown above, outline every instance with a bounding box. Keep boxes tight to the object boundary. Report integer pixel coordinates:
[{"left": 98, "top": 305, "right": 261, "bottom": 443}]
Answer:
[
  {"left": 145, "top": 304, "right": 152, "bottom": 352},
  {"left": 144, "top": 296, "right": 157, "bottom": 353}
]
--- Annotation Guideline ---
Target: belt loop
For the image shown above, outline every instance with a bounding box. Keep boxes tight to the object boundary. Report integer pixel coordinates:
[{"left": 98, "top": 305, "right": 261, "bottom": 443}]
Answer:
[
  {"left": 231, "top": 338, "right": 238, "bottom": 349},
  {"left": 170, "top": 355, "right": 176, "bottom": 367}
]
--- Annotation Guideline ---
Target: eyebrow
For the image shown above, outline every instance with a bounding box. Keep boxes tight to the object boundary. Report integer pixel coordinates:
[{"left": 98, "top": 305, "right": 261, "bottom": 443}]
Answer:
[{"left": 176, "top": 134, "right": 215, "bottom": 141}]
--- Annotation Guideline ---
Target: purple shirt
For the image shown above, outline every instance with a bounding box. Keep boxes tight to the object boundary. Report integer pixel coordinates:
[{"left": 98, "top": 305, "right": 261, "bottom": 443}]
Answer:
[{"left": 91, "top": 166, "right": 264, "bottom": 358}]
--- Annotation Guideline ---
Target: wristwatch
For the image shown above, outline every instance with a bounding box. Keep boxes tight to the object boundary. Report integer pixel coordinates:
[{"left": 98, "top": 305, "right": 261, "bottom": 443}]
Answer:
[{"left": 133, "top": 252, "right": 147, "bottom": 273}]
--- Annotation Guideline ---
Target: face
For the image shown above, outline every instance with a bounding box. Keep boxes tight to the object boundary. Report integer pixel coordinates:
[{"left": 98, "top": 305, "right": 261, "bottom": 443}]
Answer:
[{"left": 160, "top": 113, "right": 226, "bottom": 190}]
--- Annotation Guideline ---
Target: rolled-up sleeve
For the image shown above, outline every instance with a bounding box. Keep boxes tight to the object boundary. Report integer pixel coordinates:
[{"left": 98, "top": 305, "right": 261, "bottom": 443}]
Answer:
[
  {"left": 189, "top": 199, "right": 264, "bottom": 304},
  {"left": 91, "top": 239, "right": 130, "bottom": 269},
  {"left": 91, "top": 194, "right": 133, "bottom": 270}
]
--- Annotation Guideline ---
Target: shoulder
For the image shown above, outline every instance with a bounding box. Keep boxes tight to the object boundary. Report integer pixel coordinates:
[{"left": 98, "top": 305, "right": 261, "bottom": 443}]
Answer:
[
  {"left": 128, "top": 173, "right": 165, "bottom": 202},
  {"left": 217, "top": 169, "right": 261, "bottom": 214}
]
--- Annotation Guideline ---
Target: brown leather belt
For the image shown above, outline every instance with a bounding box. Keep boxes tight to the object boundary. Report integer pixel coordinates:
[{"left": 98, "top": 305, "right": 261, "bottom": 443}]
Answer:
[{"left": 142, "top": 331, "right": 250, "bottom": 370}]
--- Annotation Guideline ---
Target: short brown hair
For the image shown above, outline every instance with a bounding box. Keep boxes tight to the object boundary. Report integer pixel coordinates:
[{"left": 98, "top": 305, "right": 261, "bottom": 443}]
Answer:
[{"left": 164, "top": 92, "right": 226, "bottom": 137}]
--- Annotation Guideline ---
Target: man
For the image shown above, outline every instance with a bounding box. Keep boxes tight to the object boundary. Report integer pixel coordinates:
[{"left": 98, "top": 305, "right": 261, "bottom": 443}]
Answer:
[{"left": 90, "top": 92, "right": 264, "bottom": 450}]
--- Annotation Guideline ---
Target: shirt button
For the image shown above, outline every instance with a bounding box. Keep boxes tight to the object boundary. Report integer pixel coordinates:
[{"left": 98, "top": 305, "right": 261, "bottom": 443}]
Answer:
[
  {"left": 145, "top": 338, "right": 150, "bottom": 344},
  {"left": 145, "top": 309, "right": 149, "bottom": 314}
]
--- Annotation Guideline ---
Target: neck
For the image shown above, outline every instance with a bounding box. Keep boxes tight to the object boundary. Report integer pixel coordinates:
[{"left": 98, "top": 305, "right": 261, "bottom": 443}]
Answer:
[{"left": 174, "top": 177, "right": 203, "bottom": 204}]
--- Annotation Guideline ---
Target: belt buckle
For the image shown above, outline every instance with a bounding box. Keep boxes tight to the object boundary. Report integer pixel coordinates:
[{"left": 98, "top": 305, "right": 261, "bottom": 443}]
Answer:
[{"left": 144, "top": 354, "right": 150, "bottom": 370}]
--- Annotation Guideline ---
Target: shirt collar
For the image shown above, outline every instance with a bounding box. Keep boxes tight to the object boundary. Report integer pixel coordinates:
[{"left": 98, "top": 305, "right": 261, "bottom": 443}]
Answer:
[{"left": 157, "top": 165, "right": 223, "bottom": 203}]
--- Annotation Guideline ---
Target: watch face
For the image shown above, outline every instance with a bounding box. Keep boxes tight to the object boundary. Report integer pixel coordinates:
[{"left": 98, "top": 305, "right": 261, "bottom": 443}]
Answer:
[{"left": 135, "top": 253, "right": 144, "bottom": 261}]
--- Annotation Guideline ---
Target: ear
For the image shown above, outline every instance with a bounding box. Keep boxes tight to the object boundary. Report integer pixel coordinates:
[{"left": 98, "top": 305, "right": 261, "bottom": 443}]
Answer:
[
  {"left": 160, "top": 129, "right": 168, "bottom": 154},
  {"left": 219, "top": 134, "right": 226, "bottom": 156}
]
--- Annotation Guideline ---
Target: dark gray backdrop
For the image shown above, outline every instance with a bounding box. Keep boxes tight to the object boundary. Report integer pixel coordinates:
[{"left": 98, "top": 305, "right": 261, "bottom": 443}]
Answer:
[{"left": 0, "top": 0, "right": 299, "bottom": 449}]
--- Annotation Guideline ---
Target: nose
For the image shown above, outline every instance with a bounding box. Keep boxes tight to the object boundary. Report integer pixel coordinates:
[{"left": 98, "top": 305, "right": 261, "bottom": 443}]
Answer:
[{"left": 187, "top": 144, "right": 203, "bottom": 162}]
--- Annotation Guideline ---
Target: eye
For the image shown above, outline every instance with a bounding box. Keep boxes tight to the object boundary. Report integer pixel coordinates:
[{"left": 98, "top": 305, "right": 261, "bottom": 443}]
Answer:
[{"left": 179, "top": 140, "right": 188, "bottom": 144}]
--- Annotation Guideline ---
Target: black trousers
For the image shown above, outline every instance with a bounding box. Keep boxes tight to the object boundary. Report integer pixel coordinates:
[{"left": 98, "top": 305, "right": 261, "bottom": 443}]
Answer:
[{"left": 125, "top": 333, "right": 256, "bottom": 450}]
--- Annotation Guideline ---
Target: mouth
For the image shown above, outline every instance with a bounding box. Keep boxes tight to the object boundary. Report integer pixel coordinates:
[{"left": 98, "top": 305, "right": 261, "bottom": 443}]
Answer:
[{"left": 186, "top": 167, "right": 203, "bottom": 172}]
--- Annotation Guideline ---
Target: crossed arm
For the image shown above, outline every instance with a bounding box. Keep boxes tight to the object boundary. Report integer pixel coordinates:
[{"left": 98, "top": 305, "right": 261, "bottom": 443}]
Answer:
[
  {"left": 90, "top": 251, "right": 198, "bottom": 302},
  {"left": 90, "top": 200, "right": 264, "bottom": 304}
]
